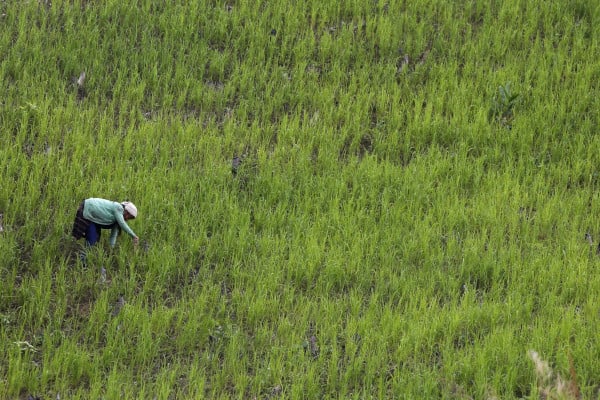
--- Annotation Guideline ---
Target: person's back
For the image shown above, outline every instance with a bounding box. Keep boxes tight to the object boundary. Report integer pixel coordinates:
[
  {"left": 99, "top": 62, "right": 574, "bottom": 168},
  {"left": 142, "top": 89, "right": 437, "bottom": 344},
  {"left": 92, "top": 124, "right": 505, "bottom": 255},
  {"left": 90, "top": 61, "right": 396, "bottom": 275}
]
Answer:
[{"left": 83, "top": 198, "right": 122, "bottom": 225}]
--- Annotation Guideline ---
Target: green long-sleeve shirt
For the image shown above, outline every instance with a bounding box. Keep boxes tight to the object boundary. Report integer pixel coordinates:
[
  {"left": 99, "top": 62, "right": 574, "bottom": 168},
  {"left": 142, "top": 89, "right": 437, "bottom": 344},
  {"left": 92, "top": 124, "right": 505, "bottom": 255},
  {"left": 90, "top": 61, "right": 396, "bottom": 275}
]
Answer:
[{"left": 83, "top": 198, "right": 137, "bottom": 246}]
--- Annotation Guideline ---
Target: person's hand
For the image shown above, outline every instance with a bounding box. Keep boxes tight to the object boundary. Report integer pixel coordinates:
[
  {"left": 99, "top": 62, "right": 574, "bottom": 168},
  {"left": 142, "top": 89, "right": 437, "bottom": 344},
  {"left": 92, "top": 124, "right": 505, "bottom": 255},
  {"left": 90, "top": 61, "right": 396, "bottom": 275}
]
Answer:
[{"left": 133, "top": 236, "right": 139, "bottom": 247}]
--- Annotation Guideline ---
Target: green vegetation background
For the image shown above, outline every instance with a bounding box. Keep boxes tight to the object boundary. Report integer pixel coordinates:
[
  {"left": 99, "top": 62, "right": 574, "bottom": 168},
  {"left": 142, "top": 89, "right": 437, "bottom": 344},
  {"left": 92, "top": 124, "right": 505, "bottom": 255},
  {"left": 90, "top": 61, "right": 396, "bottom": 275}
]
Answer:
[{"left": 1, "top": 0, "right": 599, "bottom": 398}]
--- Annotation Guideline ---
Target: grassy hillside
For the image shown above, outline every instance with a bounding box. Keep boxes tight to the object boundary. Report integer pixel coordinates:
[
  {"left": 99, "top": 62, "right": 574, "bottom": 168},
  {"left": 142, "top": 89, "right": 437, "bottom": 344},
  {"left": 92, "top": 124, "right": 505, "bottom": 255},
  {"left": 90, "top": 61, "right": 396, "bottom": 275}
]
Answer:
[{"left": 1, "top": 0, "right": 599, "bottom": 398}]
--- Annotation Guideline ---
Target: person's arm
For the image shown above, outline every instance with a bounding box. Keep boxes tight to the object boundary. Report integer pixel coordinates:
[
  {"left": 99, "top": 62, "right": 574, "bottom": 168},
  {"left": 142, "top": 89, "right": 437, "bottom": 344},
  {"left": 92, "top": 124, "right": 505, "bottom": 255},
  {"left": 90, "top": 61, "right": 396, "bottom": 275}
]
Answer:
[
  {"left": 109, "top": 226, "right": 120, "bottom": 247},
  {"left": 113, "top": 204, "right": 137, "bottom": 238}
]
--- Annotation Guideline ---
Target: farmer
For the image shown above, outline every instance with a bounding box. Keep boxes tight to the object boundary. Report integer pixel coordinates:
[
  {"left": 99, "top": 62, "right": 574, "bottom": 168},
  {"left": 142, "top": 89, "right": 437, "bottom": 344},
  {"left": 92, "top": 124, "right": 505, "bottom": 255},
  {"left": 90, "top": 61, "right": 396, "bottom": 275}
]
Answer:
[{"left": 72, "top": 198, "right": 139, "bottom": 247}]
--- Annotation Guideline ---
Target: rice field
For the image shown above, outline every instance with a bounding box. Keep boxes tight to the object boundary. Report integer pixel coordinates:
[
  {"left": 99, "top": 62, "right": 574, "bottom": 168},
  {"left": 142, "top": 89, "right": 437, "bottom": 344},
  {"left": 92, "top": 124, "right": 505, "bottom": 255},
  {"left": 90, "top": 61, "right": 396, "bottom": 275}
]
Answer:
[{"left": 1, "top": 0, "right": 600, "bottom": 398}]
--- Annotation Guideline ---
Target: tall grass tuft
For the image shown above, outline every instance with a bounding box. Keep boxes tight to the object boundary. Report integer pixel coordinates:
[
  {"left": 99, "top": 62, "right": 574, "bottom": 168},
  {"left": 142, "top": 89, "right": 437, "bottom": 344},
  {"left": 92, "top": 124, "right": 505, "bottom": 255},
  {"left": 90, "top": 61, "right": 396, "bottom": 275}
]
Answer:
[{"left": 528, "top": 350, "right": 581, "bottom": 400}]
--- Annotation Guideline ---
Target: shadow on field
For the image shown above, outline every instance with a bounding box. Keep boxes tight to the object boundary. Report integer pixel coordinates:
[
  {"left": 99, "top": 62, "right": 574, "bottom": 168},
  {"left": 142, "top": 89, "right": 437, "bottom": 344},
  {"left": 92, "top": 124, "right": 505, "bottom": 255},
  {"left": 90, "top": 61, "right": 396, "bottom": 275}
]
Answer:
[{"left": 58, "top": 235, "right": 86, "bottom": 268}]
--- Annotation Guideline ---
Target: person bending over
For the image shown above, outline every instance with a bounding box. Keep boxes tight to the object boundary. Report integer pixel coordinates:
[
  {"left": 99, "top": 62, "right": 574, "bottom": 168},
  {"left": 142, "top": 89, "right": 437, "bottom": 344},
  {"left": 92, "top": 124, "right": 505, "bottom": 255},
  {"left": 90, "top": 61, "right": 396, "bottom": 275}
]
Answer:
[{"left": 72, "top": 198, "right": 139, "bottom": 247}]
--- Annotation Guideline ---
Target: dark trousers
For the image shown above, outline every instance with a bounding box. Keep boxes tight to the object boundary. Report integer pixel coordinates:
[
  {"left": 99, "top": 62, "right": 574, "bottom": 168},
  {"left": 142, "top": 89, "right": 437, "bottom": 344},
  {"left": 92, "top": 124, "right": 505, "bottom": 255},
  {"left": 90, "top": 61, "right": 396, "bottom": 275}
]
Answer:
[
  {"left": 85, "top": 223, "right": 115, "bottom": 246},
  {"left": 85, "top": 223, "right": 101, "bottom": 246}
]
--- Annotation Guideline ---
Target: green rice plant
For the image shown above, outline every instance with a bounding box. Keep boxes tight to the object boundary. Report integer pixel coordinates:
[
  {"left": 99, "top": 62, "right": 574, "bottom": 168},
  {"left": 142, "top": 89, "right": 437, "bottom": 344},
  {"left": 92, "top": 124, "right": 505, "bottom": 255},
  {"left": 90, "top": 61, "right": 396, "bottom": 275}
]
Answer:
[{"left": 489, "top": 82, "right": 521, "bottom": 128}]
